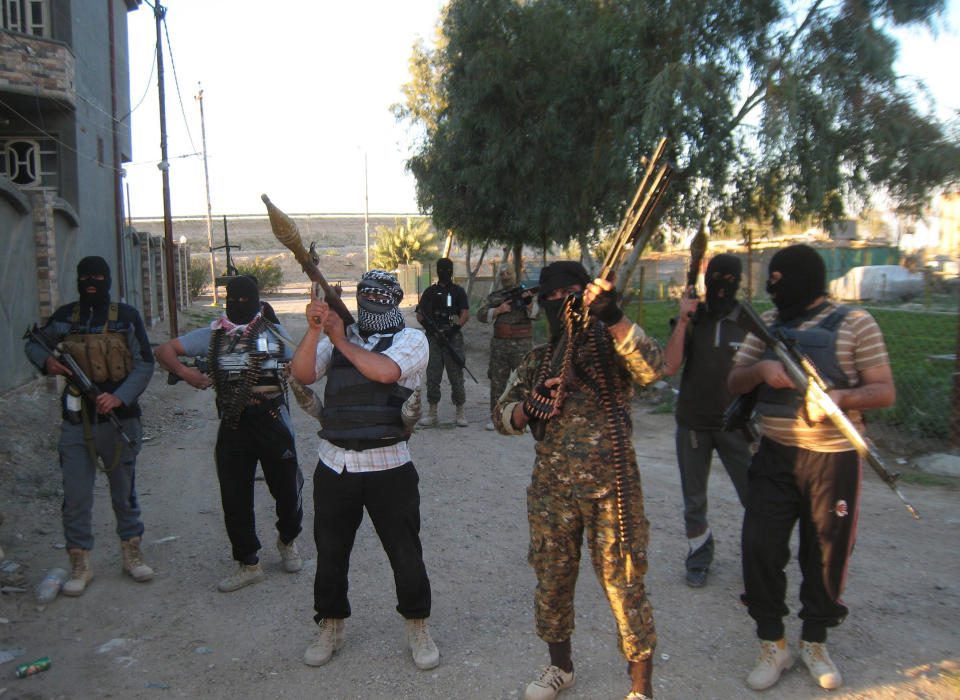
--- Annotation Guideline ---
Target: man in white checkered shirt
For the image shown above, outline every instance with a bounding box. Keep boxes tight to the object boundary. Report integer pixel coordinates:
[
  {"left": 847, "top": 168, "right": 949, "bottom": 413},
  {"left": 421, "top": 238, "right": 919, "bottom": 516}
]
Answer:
[{"left": 289, "top": 269, "right": 439, "bottom": 672}]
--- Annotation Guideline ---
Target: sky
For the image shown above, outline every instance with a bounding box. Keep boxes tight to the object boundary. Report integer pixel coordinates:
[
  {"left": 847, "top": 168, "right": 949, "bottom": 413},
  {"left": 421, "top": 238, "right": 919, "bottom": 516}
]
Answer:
[{"left": 122, "top": 0, "right": 960, "bottom": 220}]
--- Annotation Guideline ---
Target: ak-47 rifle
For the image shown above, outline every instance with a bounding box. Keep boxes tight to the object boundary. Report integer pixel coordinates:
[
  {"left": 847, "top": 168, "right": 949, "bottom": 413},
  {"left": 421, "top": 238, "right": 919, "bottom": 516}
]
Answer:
[
  {"left": 737, "top": 302, "right": 920, "bottom": 520},
  {"left": 484, "top": 284, "right": 539, "bottom": 312},
  {"left": 24, "top": 325, "right": 136, "bottom": 448},
  {"left": 262, "top": 194, "right": 355, "bottom": 328},
  {"left": 416, "top": 307, "right": 479, "bottom": 383}
]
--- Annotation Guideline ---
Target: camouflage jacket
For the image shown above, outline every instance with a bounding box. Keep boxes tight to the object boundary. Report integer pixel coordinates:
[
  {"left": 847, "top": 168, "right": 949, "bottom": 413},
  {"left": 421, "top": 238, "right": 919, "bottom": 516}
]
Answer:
[{"left": 494, "top": 323, "right": 664, "bottom": 499}]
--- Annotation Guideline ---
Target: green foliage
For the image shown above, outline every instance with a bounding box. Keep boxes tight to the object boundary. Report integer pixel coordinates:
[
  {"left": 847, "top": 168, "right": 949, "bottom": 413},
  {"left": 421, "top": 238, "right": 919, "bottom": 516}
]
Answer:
[
  {"left": 189, "top": 258, "right": 210, "bottom": 298},
  {"left": 369, "top": 218, "right": 440, "bottom": 270},
  {"left": 398, "top": 0, "right": 959, "bottom": 258},
  {"left": 234, "top": 255, "right": 284, "bottom": 293}
]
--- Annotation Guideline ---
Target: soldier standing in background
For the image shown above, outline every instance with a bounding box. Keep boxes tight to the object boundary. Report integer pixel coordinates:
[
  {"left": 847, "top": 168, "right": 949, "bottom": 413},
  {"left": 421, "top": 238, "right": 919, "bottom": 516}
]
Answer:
[
  {"left": 417, "top": 257, "right": 470, "bottom": 426},
  {"left": 663, "top": 253, "right": 750, "bottom": 588},
  {"left": 478, "top": 266, "right": 538, "bottom": 430}
]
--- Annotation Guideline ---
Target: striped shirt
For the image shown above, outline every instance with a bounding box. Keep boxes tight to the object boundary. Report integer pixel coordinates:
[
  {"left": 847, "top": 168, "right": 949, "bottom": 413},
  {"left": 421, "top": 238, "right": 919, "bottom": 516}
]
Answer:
[
  {"left": 732, "top": 303, "right": 889, "bottom": 452},
  {"left": 314, "top": 324, "right": 428, "bottom": 473}
]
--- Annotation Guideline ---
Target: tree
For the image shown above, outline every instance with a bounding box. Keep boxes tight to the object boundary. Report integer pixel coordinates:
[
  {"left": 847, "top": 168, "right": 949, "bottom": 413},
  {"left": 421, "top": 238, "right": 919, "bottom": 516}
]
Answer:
[
  {"left": 369, "top": 217, "right": 440, "bottom": 271},
  {"left": 397, "top": 0, "right": 960, "bottom": 283}
]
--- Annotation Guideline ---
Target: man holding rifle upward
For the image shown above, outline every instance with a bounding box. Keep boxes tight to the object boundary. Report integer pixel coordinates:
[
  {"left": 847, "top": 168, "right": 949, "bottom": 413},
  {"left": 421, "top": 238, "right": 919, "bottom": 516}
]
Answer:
[
  {"left": 727, "top": 244, "right": 895, "bottom": 692},
  {"left": 24, "top": 256, "right": 155, "bottom": 596}
]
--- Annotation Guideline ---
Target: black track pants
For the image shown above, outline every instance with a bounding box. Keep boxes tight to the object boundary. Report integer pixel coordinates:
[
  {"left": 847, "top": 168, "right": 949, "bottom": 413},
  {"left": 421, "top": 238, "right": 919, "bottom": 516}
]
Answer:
[{"left": 741, "top": 437, "right": 860, "bottom": 642}]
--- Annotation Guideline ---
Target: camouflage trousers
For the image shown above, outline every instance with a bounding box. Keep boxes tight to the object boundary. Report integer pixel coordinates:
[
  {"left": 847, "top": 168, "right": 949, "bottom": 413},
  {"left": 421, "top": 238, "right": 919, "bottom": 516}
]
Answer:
[
  {"left": 487, "top": 337, "right": 533, "bottom": 412},
  {"left": 425, "top": 333, "right": 465, "bottom": 406},
  {"left": 526, "top": 484, "right": 656, "bottom": 661}
]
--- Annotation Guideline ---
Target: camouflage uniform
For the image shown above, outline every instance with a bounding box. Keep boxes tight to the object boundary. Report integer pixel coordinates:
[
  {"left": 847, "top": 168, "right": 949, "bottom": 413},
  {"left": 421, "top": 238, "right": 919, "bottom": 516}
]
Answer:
[
  {"left": 494, "top": 323, "right": 664, "bottom": 661},
  {"left": 478, "top": 302, "right": 536, "bottom": 410}
]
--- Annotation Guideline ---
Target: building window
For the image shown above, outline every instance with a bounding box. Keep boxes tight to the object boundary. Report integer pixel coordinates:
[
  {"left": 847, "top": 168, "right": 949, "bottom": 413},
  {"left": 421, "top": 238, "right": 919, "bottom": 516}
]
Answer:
[
  {"left": 0, "top": 137, "right": 59, "bottom": 190},
  {"left": 2, "top": 0, "right": 49, "bottom": 37}
]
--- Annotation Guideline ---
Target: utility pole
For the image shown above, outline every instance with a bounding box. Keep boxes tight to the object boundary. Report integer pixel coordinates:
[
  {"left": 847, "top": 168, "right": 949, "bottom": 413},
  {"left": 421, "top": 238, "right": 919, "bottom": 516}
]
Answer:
[
  {"left": 155, "top": 2, "right": 178, "bottom": 337},
  {"left": 196, "top": 83, "right": 218, "bottom": 306},
  {"left": 363, "top": 151, "right": 370, "bottom": 271}
]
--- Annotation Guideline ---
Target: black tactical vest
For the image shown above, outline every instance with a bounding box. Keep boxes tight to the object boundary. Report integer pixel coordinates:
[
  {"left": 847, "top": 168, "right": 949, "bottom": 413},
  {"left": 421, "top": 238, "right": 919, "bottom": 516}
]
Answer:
[
  {"left": 755, "top": 306, "right": 851, "bottom": 418},
  {"left": 317, "top": 335, "right": 414, "bottom": 451}
]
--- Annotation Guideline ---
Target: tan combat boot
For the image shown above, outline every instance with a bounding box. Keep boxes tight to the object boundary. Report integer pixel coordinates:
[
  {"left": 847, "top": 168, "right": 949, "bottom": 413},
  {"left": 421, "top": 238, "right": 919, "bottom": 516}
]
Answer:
[
  {"left": 455, "top": 404, "right": 468, "bottom": 427},
  {"left": 63, "top": 548, "right": 93, "bottom": 596},
  {"left": 419, "top": 403, "right": 439, "bottom": 426},
  {"left": 120, "top": 536, "right": 154, "bottom": 582}
]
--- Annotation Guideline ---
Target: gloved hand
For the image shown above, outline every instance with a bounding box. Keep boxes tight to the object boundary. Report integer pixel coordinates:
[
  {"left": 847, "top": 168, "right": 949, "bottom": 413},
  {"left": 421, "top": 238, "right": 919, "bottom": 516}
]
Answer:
[{"left": 589, "top": 287, "right": 623, "bottom": 326}]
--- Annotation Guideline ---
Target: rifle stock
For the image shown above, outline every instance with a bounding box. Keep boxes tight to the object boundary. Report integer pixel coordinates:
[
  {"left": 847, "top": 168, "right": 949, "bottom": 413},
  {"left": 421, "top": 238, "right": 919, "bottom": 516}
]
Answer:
[
  {"left": 262, "top": 194, "right": 355, "bottom": 327},
  {"left": 738, "top": 303, "right": 919, "bottom": 519}
]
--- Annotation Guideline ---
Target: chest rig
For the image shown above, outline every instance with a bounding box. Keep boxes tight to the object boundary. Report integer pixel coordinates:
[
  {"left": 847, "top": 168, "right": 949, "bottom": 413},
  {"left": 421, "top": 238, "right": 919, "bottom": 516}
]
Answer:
[
  {"left": 60, "top": 303, "right": 133, "bottom": 384},
  {"left": 207, "top": 317, "right": 288, "bottom": 428}
]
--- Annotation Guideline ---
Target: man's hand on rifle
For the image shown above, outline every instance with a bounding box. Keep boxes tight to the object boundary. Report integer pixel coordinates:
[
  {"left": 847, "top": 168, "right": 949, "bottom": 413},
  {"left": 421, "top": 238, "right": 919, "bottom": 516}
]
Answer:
[
  {"left": 182, "top": 367, "right": 212, "bottom": 390},
  {"left": 493, "top": 300, "right": 512, "bottom": 317},
  {"left": 44, "top": 355, "right": 72, "bottom": 376},
  {"left": 756, "top": 360, "right": 796, "bottom": 390},
  {"left": 95, "top": 392, "right": 123, "bottom": 415}
]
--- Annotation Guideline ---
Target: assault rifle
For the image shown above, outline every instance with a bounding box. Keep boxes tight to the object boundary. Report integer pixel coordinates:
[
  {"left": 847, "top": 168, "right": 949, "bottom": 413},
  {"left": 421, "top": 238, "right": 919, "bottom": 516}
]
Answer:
[
  {"left": 23, "top": 325, "right": 136, "bottom": 448},
  {"left": 737, "top": 302, "right": 920, "bottom": 520},
  {"left": 415, "top": 307, "right": 479, "bottom": 383},
  {"left": 484, "top": 284, "right": 539, "bottom": 312}
]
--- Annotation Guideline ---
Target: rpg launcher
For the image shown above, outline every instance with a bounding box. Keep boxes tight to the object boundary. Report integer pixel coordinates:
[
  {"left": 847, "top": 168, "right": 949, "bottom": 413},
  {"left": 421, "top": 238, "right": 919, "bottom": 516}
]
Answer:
[
  {"left": 484, "top": 284, "right": 539, "bottom": 312},
  {"left": 416, "top": 307, "right": 479, "bottom": 384},
  {"left": 737, "top": 302, "right": 920, "bottom": 520},
  {"left": 23, "top": 325, "right": 136, "bottom": 448}
]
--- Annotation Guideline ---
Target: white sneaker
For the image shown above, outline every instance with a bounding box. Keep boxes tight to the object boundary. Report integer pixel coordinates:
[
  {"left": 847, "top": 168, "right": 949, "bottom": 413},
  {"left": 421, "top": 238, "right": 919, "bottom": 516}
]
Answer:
[
  {"left": 217, "top": 562, "right": 264, "bottom": 592},
  {"left": 405, "top": 618, "right": 440, "bottom": 669},
  {"left": 746, "top": 639, "right": 794, "bottom": 690},
  {"left": 800, "top": 640, "right": 842, "bottom": 690},
  {"left": 304, "top": 618, "right": 345, "bottom": 666},
  {"left": 277, "top": 537, "right": 303, "bottom": 573},
  {"left": 525, "top": 665, "right": 575, "bottom": 700}
]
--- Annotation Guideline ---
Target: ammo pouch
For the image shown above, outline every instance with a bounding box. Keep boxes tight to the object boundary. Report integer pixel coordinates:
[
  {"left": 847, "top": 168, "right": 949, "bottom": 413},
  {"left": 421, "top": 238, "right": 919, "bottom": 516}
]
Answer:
[{"left": 63, "top": 303, "right": 133, "bottom": 383}]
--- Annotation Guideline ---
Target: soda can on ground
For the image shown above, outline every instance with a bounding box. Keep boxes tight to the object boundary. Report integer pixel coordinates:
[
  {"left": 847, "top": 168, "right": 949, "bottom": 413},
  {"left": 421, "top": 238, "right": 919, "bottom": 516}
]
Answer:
[{"left": 16, "top": 656, "right": 52, "bottom": 678}]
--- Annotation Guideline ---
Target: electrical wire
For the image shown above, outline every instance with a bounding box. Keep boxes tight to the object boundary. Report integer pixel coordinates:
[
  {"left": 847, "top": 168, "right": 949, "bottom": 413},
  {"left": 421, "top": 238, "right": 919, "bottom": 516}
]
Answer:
[{"left": 162, "top": 13, "right": 197, "bottom": 154}]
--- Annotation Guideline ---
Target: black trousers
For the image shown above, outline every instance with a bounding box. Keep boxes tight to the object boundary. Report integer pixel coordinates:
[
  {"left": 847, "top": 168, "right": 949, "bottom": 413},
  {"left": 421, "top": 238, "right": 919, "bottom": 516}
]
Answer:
[
  {"left": 312, "top": 460, "right": 431, "bottom": 621},
  {"left": 741, "top": 437, "right": 860, "bottom": 643},
  {"left": 214, "top": 405, "right": 303, "bottom": 563}
]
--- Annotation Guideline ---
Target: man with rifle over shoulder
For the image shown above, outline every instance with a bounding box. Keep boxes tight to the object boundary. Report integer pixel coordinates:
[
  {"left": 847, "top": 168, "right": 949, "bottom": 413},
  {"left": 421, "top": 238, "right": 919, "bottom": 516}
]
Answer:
[
  {"left": 417, "top": 257, "right": 471, "bottom": 427},
  {"left": 478, "top": 265, "right": 539, "bottom": 430},
  {"left": 663, "top": 239, "right": 751, "bottom": 588},
  {"left": 727, "top": 244, "right": 896, "bottom": 692},
  {"left": 24, "top": 256, "right": 155, "bottom": 597}
]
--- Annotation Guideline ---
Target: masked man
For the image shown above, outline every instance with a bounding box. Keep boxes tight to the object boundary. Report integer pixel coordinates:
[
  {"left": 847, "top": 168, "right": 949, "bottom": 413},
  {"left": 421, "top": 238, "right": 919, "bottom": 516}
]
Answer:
[
  {"left": 663, "top": 254, "right": 750, "bottom": 587},
  {"left": 478, "top": 266, "right": 538, "bottom": 430},
  {"left": 494, "top": 261, "right": 664, "bottom": 700},
  {"left": 24, "top": 256, "right": 155, "bottom": 596},
  {"left": 727, "top": 245, "right": 895, "bottom": 692},
  {"left": 416, "top": 257, "right": 470, "bottom": 426},
  {"left": 155, "top": 275, "right": 304, "bottom": 592},
  {"left": 289, "top": 270, "right": 438, "bottom": 671}
]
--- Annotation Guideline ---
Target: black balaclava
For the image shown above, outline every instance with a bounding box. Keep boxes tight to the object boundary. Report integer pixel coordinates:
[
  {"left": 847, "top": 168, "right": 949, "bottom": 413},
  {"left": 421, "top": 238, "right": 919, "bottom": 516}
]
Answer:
[
  {"left": 538, "top": 261, "right": 590, "bottom": 340},
  {"left": 766, "top": 244, "right": 826, "bottom": 322},
  {"left": 225, "top": 275, "right": 260, "bottom": 324},
  {"left": 356, "top": 269, "right": 404, "bottom": 335},
  {"left": 437, "top": 257, "right": 454, "bottom": 285},
  {"left": 704, "top": 254, "right": 741, "bottom": 316},
  {"left": 76, "top": 256, "right": 111, "bottom": 307}
]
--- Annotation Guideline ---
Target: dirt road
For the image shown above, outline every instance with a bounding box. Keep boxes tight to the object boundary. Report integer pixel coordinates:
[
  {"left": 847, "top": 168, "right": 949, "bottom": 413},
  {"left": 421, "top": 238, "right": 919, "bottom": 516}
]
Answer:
[{"left": 1, "top": 295, "right": 958, "bottom": 699}]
